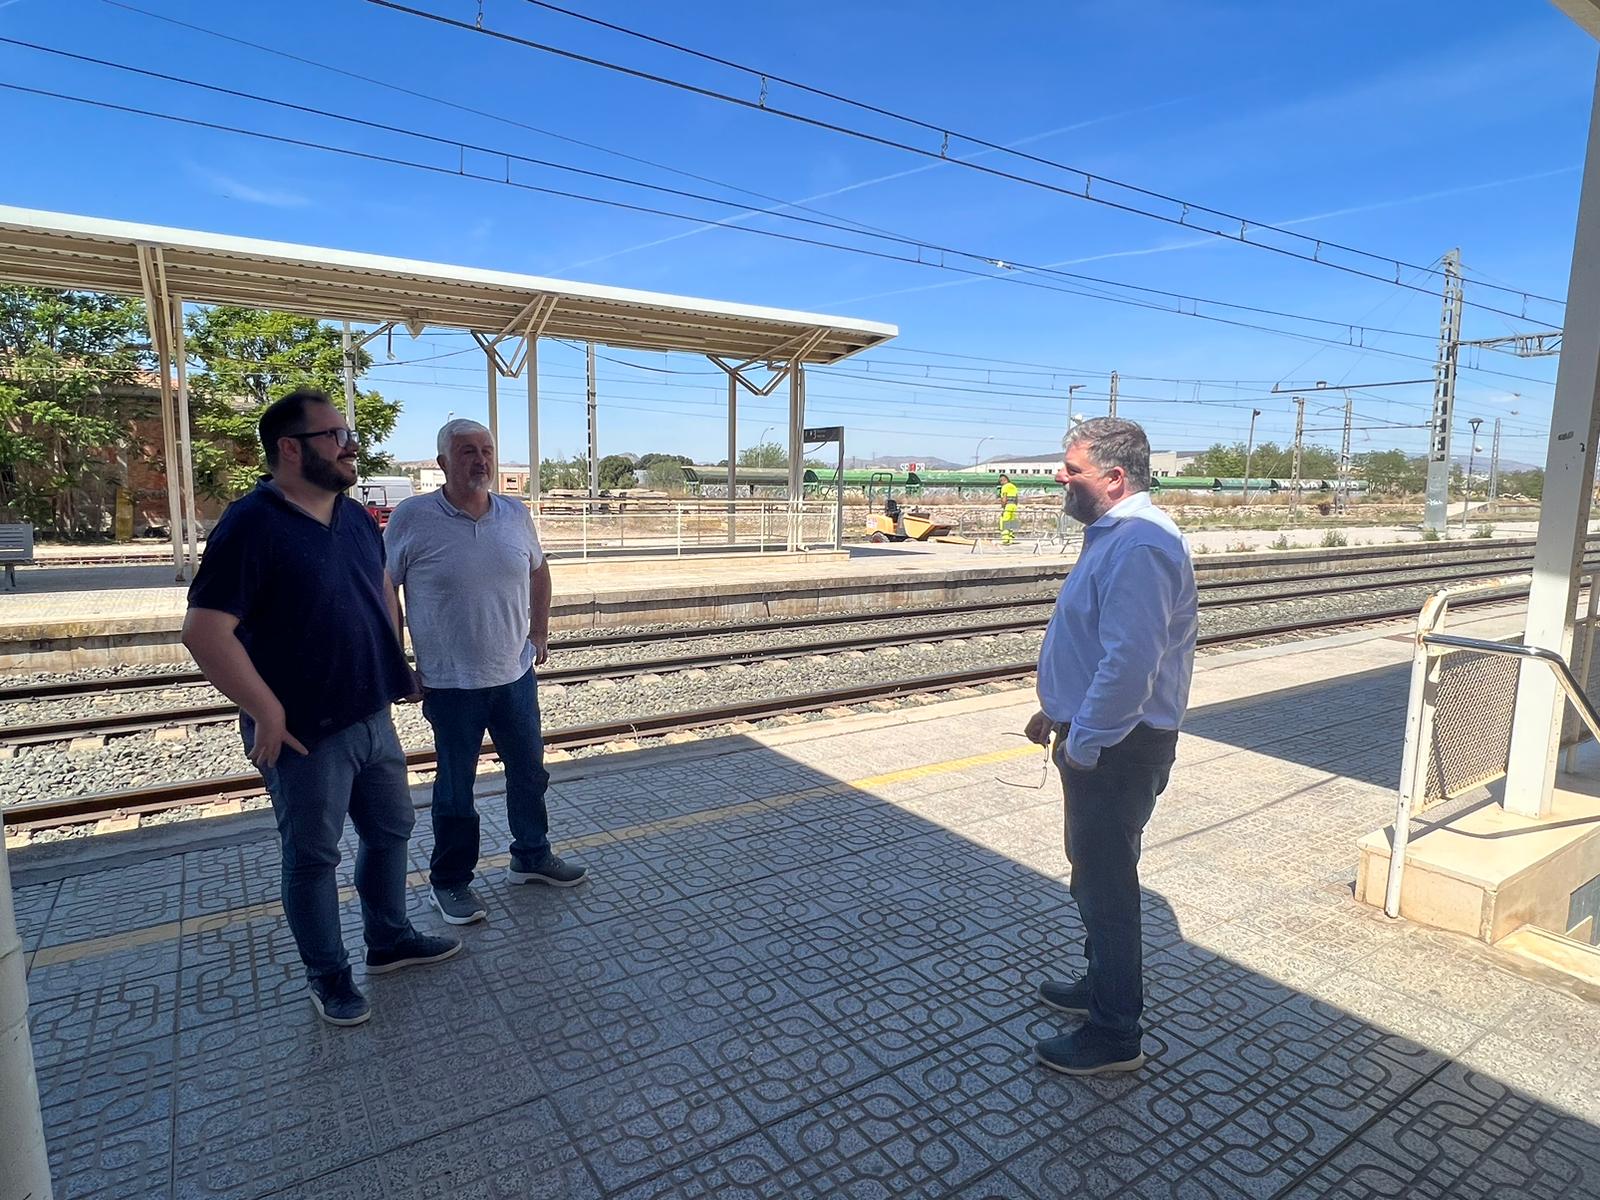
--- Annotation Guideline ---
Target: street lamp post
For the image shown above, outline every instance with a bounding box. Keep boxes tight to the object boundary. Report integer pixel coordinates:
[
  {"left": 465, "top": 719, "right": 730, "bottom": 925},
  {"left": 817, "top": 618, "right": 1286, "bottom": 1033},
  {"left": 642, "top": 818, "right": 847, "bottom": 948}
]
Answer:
[
  {"left": 974, "top": 435, "right": 993, "bottom": 468},
  {"left": 1461, "top": 416, "right": 1484, "bottom": 533},
  {"left": 1242, "top": 409, "right": 1262, "bottom": 506}
]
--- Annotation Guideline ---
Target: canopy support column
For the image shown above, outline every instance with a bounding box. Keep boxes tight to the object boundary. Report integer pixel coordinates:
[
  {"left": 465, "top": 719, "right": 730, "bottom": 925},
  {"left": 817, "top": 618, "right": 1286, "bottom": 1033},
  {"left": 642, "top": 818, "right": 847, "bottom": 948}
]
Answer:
[
  {"left": 527, "top": 337, "right": 540, "bottom": 507},
  {"left": 135, "top": 244, "right": 185, "bottom": 579},
  {"left": 474, "top": 298, "right": 557, "bottom": 506},
  {"left": 788, "top": 366, "right": 805, "bottom": 552},
  {"left": 171, "top": 296, "right": 200, "bottom": 575},
  {"left": 486, "top": 348, "right": 499, "bottom": 448},
  {"left": 1504, "top": 59, "right": 1600, "bottom": 817},
  {"left": 726, "top": 373, "right": 737, "bottom": 545}
]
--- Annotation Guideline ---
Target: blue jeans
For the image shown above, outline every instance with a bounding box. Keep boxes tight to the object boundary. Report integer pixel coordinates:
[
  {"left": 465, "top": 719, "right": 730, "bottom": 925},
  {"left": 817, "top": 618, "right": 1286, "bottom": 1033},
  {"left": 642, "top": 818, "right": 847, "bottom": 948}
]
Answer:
[
  {"left": 1056, "top": 723, "right": 1178, "bottom": 1043},
  {"left": 244, "top": 709, "right": 418, "bottom": 982},
  {"left": 421, "top": 668, "right": 551, "bottom": 888}
]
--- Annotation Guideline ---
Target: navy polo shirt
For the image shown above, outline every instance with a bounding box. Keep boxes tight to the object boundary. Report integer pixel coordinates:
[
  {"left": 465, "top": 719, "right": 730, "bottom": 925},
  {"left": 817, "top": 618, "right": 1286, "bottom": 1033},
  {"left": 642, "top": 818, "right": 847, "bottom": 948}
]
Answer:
[{"left": 188, "top": 479, "right": 414, "bottom": 746}]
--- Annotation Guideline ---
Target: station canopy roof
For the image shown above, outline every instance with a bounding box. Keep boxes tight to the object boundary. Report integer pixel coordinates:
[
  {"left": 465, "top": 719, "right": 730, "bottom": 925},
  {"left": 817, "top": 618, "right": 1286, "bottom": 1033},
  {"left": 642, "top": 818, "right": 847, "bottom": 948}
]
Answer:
[{"left": 0, "top": 205, "right": 896, "bottom": 365}]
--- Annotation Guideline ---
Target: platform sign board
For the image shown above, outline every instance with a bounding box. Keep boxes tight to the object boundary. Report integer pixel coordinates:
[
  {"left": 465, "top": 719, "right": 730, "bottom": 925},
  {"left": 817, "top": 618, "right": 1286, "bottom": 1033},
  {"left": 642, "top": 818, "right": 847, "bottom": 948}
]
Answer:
[{"left": 803, "top": 426, "right": 845, "bottom": 550}]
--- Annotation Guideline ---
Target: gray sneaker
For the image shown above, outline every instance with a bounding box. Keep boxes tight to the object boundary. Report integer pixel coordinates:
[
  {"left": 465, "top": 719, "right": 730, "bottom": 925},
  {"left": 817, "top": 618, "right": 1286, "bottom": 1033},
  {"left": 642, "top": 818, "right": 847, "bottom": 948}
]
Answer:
[
  {"left": 1038, "top": 976, "right": 1091, "bottom": 1017},
  {"left": 308, "top": 968, "right": 370, "bottom": 1027},
  {"left": 430, "top": 884, "right": 489, "bottom": 926},
  {"left": 507, "top": 852, "right": 588, "bottom": 888}
]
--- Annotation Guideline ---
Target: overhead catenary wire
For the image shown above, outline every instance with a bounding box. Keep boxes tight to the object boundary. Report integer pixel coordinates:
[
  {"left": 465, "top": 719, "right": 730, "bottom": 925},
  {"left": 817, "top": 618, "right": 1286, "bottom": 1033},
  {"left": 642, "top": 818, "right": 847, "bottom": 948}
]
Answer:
[
  {"left": 512, "top": 0, "right": 1568, "bottom": 310},
  {"left": 0, "top": 35, "right": 1517, "bottom": 358},
  {"left": 0, "top": 79, "right": 1561, "bottom": 396},
  {"left": 362, "top": 0, "right": 1564, "bottom": 323}
]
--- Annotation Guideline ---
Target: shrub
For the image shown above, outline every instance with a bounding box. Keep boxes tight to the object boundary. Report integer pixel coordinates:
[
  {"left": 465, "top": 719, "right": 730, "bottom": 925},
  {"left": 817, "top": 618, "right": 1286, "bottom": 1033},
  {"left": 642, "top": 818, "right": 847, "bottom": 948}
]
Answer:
[
  {"left": 1421, "top": 529, "right": 1441, "bottom": 542},
  {"left": 1321, "top": 530, "right": 1348, "bottom": 548},
  {"left": 1269, "top": 534, "right": 1292, "bottom": 550},
  {"left": 1473, "top": 523, "right": 1495, "bottom": 539}
]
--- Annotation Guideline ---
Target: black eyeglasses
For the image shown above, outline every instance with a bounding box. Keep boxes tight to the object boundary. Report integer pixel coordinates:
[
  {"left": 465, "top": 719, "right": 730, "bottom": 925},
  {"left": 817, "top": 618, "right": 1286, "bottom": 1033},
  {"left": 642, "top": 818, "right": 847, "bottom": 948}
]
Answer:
[{"left": 290, "top": 427, "right": 360, "bottom": 448}]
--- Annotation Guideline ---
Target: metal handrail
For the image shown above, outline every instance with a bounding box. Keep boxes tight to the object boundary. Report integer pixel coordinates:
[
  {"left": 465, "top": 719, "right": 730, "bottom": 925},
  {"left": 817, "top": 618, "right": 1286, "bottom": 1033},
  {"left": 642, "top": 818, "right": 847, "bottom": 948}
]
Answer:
[
  {"left": 1421, "top": 633, "right": 1600, "bottom": 749},
  {"left": 1386, "top": 624, "right": 1600, "bottom": 919}
]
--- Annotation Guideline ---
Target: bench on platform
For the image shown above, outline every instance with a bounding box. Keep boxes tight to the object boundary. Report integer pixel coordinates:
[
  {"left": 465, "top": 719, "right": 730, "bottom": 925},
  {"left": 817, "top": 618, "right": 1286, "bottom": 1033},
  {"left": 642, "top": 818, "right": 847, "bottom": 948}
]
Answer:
[{"left": 0, "top": 522, "right": 34, "bottom": 589}]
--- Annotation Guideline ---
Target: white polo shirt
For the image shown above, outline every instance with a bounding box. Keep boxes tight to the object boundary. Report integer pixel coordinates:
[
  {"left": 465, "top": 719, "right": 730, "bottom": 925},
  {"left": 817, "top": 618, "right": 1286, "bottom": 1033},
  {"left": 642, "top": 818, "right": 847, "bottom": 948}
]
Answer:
[{"left": 384, "top": 490, "right": 545, "bottom": 690}]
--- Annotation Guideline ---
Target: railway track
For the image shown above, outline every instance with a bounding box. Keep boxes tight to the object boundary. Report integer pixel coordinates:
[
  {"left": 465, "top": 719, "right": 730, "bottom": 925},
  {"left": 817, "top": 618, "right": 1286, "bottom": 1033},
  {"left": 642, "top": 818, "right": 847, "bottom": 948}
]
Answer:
[
  {"left": 1, "top": 537, "right": 1579, "bottom": 707},
  {"left": 0, "top": 575, "right": 1540, "bottom": 834},
  {"left": 2, "top": 549, "right": 1588, "bottom": 748}
]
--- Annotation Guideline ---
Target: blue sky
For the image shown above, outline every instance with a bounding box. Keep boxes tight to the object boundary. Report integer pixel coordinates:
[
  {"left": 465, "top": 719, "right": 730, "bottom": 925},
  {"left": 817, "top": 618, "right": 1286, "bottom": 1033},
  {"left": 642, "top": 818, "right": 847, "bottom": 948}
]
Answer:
[{"left": 1, "top": 0, "right": 1593, "bottom": 467}]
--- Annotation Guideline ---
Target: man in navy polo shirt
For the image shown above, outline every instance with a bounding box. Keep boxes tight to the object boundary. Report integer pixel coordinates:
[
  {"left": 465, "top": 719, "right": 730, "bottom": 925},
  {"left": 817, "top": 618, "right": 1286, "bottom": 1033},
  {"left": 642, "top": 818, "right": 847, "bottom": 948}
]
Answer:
[
  {"left": 183, "top": 388, "right": 461, "bottom": 1027},
  {"left": 386, "top": 417, "right": 586, "bottom": 927}
]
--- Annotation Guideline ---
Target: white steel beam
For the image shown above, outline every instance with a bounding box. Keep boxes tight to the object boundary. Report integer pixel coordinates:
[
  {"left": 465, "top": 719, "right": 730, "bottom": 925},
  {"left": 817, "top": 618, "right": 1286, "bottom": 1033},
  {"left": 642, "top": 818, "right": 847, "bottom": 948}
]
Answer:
[
  {"left": 171, "top": 296, "right": 200, "bottom": 575},
  {"left": 1504, "top": 60, "right": 1600, "bottom": 816}
]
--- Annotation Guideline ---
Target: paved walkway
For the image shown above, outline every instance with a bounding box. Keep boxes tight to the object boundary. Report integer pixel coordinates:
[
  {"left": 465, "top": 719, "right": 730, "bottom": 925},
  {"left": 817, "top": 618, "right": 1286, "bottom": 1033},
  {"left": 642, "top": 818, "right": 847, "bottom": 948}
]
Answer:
[{"left": 11, "top": 611, "right": 1600, "bottom": 1198}]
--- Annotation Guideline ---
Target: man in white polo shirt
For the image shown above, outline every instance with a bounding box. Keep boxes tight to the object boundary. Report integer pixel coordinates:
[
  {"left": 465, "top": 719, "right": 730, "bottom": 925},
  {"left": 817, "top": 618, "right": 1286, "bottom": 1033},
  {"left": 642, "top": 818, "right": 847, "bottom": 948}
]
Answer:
[{"left": 385, "top": 418, "right": 587, "bottom": 925}]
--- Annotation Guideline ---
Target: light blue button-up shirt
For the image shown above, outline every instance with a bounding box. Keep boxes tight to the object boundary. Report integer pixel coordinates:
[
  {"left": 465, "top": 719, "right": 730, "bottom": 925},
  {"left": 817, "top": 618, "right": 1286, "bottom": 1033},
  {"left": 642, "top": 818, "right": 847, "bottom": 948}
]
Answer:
[{"left": 1037, "top": 490, "right": 1198, "bottom": 767}]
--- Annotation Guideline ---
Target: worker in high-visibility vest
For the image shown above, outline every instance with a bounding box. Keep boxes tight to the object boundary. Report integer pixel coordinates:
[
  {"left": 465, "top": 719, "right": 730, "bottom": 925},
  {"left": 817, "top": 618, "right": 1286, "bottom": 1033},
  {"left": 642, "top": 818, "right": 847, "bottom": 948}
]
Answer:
[{"left": 998, "top": 472, "right": 1020, "bottom": 544}]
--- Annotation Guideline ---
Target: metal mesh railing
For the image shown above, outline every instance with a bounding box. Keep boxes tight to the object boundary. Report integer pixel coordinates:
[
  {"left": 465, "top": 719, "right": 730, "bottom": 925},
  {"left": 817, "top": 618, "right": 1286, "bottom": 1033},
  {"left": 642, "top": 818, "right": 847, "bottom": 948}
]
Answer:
[
  {"left": 1423, "top": 649, "right": 1521, "bottom": 802},
  {"left": 1385, "top": 572, "right": 1600, "bottom": 919}
]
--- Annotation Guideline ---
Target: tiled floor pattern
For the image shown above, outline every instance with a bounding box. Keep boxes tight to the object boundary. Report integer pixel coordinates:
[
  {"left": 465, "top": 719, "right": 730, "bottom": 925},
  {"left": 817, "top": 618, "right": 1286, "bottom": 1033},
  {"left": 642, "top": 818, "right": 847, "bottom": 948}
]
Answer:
[{"left": 13, "top": 655, "right": 1600, "bottom": 1198}]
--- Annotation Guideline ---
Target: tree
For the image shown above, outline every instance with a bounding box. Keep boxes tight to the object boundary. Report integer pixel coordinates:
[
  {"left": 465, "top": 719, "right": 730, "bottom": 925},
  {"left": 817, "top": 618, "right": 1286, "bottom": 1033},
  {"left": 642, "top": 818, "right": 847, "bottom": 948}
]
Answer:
[
  {"left": 643, "top": 459, "right": 686, "bottom": 492},
  {"left": 1354, "top": 449, "right": 1427, "bottom": 495},
  {"left": 597, "top": 454, "right": 636, "bottom": 489},
  {"left": 0, "top": 287, "right": 151, "bottom": 536},
  {"left": 738, "top": 441, "right": 786, "bottom": 468},
  {"left": 1501, "top": 468, "right": 1544, "bottom": 500},
  {"left": 184, "top": 306, "right": 400, "bottom": 497},
  {"left": 1191, "top": 442, "right": 1246, "bottom": 476}
]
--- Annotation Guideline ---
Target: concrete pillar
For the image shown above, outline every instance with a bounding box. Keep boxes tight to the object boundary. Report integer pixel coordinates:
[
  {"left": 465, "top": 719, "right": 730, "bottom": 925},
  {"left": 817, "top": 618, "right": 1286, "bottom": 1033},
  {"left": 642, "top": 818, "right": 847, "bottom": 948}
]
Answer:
[
  {"left": 0, "top": 824, "right": 52, "bottom": 1199},
  {"left": 1503, "top": 60, "right": 1600, "bottom": 817}
]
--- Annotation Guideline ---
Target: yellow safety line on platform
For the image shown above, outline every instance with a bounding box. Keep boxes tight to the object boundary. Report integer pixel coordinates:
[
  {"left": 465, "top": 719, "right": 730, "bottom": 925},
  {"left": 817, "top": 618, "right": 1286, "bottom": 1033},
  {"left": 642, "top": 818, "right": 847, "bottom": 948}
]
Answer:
[{"left": 27, "top": 742, "right": 1040, "bottom": 970}]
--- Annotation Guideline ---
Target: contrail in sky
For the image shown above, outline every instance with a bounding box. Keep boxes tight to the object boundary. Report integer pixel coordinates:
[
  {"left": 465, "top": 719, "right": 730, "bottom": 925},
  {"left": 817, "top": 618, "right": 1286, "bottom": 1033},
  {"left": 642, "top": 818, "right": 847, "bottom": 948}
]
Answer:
[
  {"left": 555, "top": 96, "right": 1192, "bottom": 273},
  {"left": 821, "top": 165, "right": 1579, "bottom": 308}
]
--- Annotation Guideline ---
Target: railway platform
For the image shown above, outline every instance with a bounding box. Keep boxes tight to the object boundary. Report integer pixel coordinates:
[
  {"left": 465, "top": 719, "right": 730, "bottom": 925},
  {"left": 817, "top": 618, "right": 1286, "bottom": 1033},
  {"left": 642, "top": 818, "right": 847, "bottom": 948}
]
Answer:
[
  {"left": 11, "top": 608, "right": 1599, "bottom": 1198},
  {"left": 0, "top": 541, "right": 1077, "bottom": 674}
]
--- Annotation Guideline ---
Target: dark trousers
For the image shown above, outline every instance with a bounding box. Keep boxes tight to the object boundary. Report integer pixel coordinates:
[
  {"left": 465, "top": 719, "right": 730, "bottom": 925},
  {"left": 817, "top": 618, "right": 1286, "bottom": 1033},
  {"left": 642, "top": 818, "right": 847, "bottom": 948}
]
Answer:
[
  {"left": 421, "top": 668, "right": 552, "bottom": 888},
  {"left": 246, "top": 710, "right": 417, "bottom": 982},
  {"left": 1056, "top": 723, "right": 1178, "bottom": 1042}
]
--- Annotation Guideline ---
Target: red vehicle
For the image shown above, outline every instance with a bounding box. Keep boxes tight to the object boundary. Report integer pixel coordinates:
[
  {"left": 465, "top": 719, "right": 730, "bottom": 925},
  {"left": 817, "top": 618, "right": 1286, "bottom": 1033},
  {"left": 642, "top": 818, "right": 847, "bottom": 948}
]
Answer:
[{"left": 355, "top": 478, "right": 414, "bottom": 529}]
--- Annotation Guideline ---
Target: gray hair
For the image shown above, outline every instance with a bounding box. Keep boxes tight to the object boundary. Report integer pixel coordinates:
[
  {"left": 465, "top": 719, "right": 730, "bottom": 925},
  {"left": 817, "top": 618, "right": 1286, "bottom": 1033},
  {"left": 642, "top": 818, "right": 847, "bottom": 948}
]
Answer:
[
  {"left": 436, "top": 418, "right": 493, "bottom": 456},
  {"left": 1063, "top": 417, "right": 1152, "bottom": 492}
]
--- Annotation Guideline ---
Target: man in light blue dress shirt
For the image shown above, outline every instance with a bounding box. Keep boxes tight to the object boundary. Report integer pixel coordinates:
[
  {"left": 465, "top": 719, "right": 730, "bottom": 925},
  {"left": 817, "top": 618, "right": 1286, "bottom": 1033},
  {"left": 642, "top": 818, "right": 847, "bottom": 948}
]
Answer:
[{"left": 1023, "top": 417, "right": 1198, "bottom": 1076}]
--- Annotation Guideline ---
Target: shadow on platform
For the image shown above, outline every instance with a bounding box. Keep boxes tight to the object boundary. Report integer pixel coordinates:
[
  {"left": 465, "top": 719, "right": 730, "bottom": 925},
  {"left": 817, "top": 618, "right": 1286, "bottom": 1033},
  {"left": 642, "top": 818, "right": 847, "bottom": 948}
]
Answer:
[{"left": 10, "top": 727, "right": 1599, "bottom": 1198}]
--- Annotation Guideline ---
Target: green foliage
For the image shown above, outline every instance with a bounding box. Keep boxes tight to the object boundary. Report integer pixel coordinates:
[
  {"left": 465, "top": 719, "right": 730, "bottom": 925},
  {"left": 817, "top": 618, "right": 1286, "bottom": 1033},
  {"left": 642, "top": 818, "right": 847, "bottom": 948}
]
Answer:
[
  {"left": 1269, "top": 534, "right": 1292, "bottom": 550},
  {"left": 1320, "top": 529, "right": 1348, "bottom": 548},
  {"left": 0, "top": 287, "right": 151, "bottom": 535},
  {"left": 738, "top": 441, "right": 786, "bottom": 468},
  {"left": 643, "top": 459, "right": 686, "bottom": 492},
  {"left": 1421, "top": 528, "right": 1441, "bottom": 541},
  {"left": 1473, "top": 523, "right": 1495, "bottom": 539},
  {"left": 1192, "top": 441, "right": 1339, "bottom": 478},
  {"left": 1499, "top": 469, "right": 1544, "bottom": 501},
  {"left": 597, "top": 454, "right": 636, "bottom": 489},
  {"left": 1352, "top": 449, "right": 1427, "bottom": 495},
  {"left": 185, "top": 306, "right": 399, "bottom": 497}
]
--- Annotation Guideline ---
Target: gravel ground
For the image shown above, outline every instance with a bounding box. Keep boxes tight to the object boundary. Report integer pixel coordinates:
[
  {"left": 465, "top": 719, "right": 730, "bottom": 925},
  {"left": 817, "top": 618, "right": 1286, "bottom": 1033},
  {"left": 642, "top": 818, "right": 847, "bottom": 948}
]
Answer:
[
  {"left": 0, "top": 550, "right": 1551, "bottom": 730},
  {"left": 0, "top": 573, "right": 1532, "bottom": 809}
]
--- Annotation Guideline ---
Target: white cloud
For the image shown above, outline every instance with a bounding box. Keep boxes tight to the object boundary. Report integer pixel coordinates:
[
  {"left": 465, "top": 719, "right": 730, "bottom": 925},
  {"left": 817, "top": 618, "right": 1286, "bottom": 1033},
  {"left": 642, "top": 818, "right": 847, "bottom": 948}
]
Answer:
[{"left": 187, "top": 163, "right": 311, "bottom": 209}]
